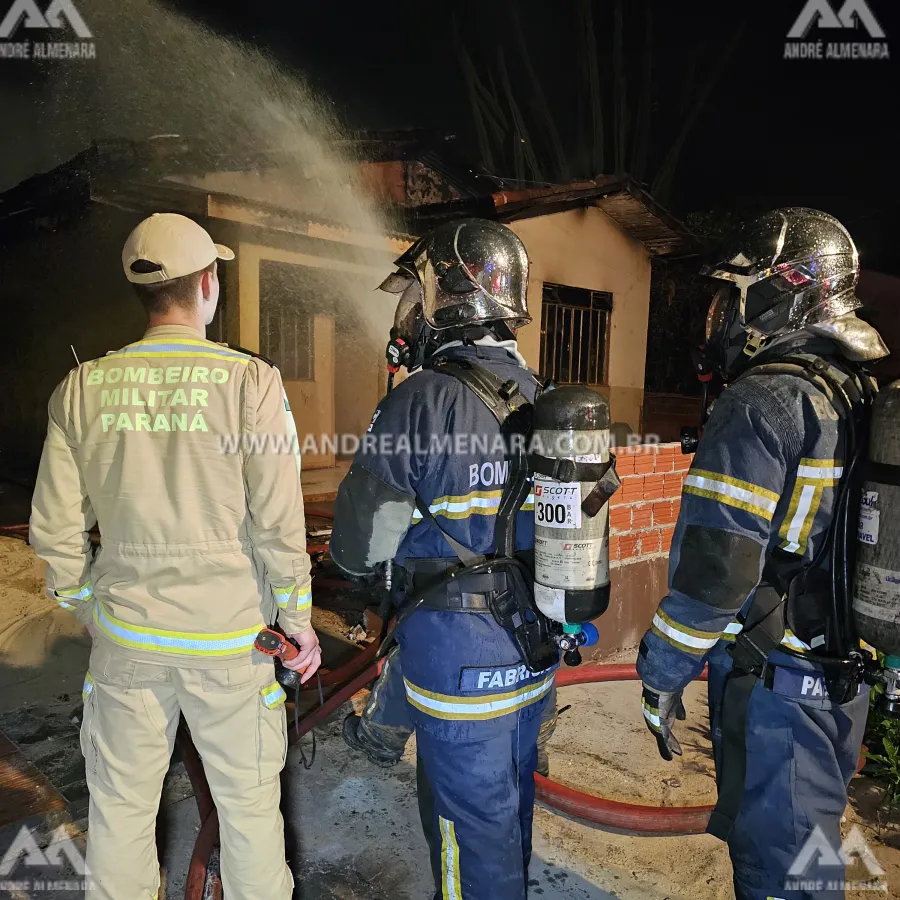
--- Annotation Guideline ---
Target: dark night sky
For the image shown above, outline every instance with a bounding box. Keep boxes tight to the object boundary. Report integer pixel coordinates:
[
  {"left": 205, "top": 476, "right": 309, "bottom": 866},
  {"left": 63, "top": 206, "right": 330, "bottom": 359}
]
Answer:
[
  {"left": 1, "top": 0, "right": 898, "bottom": 270},
  {"left": 163, "top": 0, "right": 900, "bottom": 271}
]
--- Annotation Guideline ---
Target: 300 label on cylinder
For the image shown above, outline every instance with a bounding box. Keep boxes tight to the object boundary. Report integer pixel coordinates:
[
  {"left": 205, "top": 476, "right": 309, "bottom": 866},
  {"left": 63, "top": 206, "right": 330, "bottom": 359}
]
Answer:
[{"left": 534, "top": 481, "right": 581, "bottom": 530}]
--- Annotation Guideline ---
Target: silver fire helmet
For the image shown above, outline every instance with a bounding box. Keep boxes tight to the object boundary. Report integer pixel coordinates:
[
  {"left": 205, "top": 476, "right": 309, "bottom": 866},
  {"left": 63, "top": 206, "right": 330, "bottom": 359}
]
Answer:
[
  {"left": 701, "top": 208, "right": 861, "bottom": 377},
  {"left": 393, "top": 219, "right": 531, "bottom": 331}
]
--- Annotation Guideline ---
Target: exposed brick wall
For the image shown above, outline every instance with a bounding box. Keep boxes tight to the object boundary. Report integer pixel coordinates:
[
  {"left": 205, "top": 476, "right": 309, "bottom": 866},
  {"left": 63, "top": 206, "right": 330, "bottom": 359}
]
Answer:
[{"left": 609, "top": 442, "right": 693, "bottom": 568}]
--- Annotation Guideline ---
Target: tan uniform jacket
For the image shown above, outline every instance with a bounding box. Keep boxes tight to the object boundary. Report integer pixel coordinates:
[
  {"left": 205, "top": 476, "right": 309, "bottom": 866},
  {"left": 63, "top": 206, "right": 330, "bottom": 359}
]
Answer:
[{"left": 29, "top": 324, "right": 312, "bottom": 667}]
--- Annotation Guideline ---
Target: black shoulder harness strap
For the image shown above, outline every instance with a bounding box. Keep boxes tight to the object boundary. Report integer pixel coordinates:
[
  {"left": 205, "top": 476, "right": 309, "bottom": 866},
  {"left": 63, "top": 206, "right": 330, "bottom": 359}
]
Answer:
[
  {"left": 707, "top": 352, "right": 876, "bottom": 844},
  {"left": 422, "top": 357, "right": 535, "bottom": 561},
  {"left": 734, "top": 352, "right": 876, "bottom": 617}
]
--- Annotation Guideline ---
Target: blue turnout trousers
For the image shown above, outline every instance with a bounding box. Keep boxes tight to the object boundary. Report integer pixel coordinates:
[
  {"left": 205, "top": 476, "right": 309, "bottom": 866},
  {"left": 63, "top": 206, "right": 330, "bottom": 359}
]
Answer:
[
  {"left": 416, "top": 712, "right": 544, "bottom": 900},
  {"left": 397, "top": 608, "right": 555, "bottom": 900},
  {"left": 707, "top": 647, "right": 869, "bottom": 900}
]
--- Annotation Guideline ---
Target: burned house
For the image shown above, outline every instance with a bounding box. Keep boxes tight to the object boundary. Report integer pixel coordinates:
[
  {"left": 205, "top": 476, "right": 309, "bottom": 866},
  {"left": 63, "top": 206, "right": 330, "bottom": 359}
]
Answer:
[{"left": 0, "top": 132, "right": 693, "bottom": 479}]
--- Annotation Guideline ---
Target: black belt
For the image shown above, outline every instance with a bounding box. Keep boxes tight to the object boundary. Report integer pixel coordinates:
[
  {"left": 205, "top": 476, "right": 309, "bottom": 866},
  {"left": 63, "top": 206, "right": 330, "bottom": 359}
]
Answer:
[
  {"left": 762, "top": 655, "right": 865, "bottom": 703},
  {"left": 425, "top": 591, "right": 492, "bottom": 612},
  {"left": 406, "top": 561, "right": 507, "bottom": 614}
]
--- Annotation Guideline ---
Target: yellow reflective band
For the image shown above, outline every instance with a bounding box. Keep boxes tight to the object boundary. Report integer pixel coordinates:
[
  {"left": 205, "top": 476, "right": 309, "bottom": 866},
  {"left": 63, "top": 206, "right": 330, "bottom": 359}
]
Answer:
[
  {"left": 440, "top": 817, "right": 462, "bottom": 900},
  {"left": 82, "top": 673, "right": 94, "bottom": 701},
  {"left": 261, "top": 682, "right": 286, "bottom": 709},
  {"left": 683, "top": 469, "right": 778, "bottom": 522},
  {"left": 113, "top": 341, "right": 250, "bottom": 364},
  {"left": 403, "top": 673, "right": 554, "bottom": 721},
  {"left": 274, "top": 585, "right": 312, "bottom": 612},
  {"left": 779, "top": 459, "right": 842, "bottom": 553},
  {"left": 94, "top": 606, "right": 262, "bottom": 657},
  {"left": 412, "top": 489, "right": 502, "bottom": 522},
  {"left": 412, "top": 490, "right": 536, "bottom": 522},
  {"left": 779, "top": 480, "right": 824, "bottom": 555},
  {"left": 719, "top": 622, "right": 811, "bottom": 654},
  {"left": 641, "top": 698, "right": 662, "bottom": 731},
  {"left": 688, "top": 469, "right": 779, "bottom": 503},
  {"left": 796, "top": 458, "right": 843, "bottom": 482},
  {"left": 57, "top": 600, "right": 76, "bottom": 610},
  {"left": 650, "top": 609, "right": 722, "bottom": 656},
  {"left": 129, "top": 338, "right": 240, "bottom": 349},
  {"left": 56, "top": 581, "right": 93, "bottom": 601},
  {"left": 273, "top": 587, "right": 294, "bottom": 610},
  {"left": 109, "top": 351, "right": 249, "bottom": 365},
  {"left": 781, "top": 629, "right": 811, "bottom": 652}
]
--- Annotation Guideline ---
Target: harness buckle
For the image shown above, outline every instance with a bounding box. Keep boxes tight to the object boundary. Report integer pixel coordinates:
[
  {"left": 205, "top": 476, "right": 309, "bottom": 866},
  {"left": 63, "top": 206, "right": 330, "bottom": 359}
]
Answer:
[
  {"left": 553, "top": 458, "right": 576, "bottom": 481},
  {"left": 728, "top": 630, "right": 771, "bottom": 678}
]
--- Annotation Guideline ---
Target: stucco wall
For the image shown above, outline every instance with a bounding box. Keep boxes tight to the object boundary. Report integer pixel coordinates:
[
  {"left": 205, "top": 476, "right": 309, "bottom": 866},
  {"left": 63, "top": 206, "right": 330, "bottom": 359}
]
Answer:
[
  {"left": 225, "top": 236, "right": 395, "bottom": 464},
  {"left": 509, "top": 206, "right": 652, "bottom": 435}
]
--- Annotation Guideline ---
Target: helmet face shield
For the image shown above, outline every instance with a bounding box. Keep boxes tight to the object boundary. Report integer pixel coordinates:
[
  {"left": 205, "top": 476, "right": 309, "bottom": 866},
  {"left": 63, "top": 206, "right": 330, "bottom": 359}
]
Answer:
[
  {"left": 706, "top": 283, "right": 739, "bottom": 346},
  {"left": 392, "top": 279, "right": 424, "bottom": 338}
]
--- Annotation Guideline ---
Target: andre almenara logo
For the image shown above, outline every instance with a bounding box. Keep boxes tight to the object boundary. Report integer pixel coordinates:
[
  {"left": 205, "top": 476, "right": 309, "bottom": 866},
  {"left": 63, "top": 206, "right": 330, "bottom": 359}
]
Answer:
[
  {"left": 785, "top": 0, "right": 889, "bottom": 60},
  {"left": 0, "top": 0, "right": 96, "bottom": 61}
]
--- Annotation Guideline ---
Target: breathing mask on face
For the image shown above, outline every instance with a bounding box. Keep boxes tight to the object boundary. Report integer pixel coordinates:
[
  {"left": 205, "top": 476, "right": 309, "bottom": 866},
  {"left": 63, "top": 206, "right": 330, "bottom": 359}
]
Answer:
[
  {"left": 377, "top": 270, "right": 430, "bottom": 378},
  {"left": 701, "top": 282, "right": 767, "bottom": 380}
]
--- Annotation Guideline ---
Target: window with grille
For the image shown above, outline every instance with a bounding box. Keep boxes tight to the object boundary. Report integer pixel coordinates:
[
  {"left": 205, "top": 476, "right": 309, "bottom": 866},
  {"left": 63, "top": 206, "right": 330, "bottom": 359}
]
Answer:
[
  {"left": 539, "top": 284, "right": 612, "bottom": 384},
  {"left": 258, "top": 261, "right": 315, "bottom": 381}
]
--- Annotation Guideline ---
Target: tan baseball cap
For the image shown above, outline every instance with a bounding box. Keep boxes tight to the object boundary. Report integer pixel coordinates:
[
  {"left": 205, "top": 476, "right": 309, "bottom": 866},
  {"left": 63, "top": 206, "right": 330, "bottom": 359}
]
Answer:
[{"left": 122, "top": 213, "right": 235, "bottom": 284}]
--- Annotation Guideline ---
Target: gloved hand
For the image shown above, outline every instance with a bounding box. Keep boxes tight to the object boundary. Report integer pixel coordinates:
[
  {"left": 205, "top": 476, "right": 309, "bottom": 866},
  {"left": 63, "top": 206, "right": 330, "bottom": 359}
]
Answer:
[
  {"left": 641, "top": 684, "right": 686, "bottom": 761},
  {"left": 284, "top": 629, "right": 322, "bottom": 684}
]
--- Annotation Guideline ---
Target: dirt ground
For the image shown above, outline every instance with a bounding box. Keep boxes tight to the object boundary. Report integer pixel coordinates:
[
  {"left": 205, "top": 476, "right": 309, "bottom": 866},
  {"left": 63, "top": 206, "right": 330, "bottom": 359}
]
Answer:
[
  {"left": 0, "top": 535, "right": 93, "bottom": 709},
  {"left": 1, "top": 534, "right": 899, "bottom": 899}
]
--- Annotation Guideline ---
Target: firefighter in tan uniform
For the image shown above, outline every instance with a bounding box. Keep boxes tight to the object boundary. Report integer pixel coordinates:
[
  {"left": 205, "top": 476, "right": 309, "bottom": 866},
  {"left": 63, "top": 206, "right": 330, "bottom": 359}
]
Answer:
[{"left": 29, "top": 213, "right": 320, "bottom": 900}]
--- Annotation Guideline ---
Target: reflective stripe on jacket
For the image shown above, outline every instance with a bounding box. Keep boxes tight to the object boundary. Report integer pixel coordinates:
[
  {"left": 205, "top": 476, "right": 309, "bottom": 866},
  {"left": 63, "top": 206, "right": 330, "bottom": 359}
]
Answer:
[{"left": 30, "top": 324, "right": 312, "bottom": 666}]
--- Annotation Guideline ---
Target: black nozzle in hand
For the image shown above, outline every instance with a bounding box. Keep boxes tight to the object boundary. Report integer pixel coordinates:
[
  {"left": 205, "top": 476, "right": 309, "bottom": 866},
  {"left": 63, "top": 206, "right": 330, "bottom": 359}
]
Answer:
[{"left": 680, "top": 426, "right": 700, "bottom": 455}]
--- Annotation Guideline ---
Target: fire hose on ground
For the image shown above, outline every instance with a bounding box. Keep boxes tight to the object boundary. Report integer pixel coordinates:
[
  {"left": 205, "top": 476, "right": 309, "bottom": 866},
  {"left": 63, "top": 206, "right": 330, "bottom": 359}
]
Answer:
[
  {"left": 180, "top": 645, "right": 717, "bottom": 898},
  {"left": 0, "top": 517, "right": 718, "bottom": 892},
  {"left": 3, "top": 519, "right": 868, "bottom": 896}
]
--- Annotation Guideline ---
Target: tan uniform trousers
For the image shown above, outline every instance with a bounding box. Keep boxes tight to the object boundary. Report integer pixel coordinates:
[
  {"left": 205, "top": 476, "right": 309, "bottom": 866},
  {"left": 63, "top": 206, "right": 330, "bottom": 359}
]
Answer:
[{"left": 81, "top": 639, "right": 293, "bottom": 900}]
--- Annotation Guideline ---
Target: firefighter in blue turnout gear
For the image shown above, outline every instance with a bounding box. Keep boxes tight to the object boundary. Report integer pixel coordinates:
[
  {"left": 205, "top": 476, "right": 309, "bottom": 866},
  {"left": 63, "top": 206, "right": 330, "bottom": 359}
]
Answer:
[
  {"left": 637, "top": 209, "right": 889, "bottom": 900},
  {"left": 343, "top": 632, "right": 561, "bottom": 774},
  {"left": 331, "top": 219, "right": 557, "bottom": 900}
]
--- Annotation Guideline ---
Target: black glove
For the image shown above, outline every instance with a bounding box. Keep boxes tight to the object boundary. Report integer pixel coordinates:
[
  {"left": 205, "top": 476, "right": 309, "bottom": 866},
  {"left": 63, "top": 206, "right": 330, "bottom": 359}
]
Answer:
[{"left": 641, "top": 684, "right": 686, "bottom": 761}]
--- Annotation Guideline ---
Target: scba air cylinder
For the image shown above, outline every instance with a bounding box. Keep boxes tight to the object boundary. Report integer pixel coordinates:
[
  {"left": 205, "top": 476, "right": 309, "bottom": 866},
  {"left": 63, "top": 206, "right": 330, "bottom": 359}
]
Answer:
[
  {"left": 532, "top": 385, "right": 613, "bottom": 626},
  {"left": 854, "top": 381, "right": 900, "bottom": 675}
]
